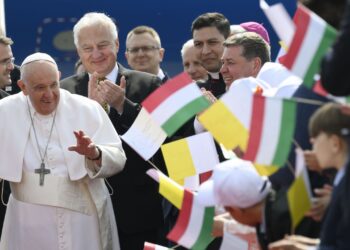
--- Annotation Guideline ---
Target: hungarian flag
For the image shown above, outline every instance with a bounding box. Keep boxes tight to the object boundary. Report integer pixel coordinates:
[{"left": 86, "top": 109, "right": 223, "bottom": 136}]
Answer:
[
  {"left": 243, "top": 94, "right": 297, "bottom": 166},
  {"left": 167, "top": 189, "right": 215, "bottom": 250},
  {"left": 144, "top": 242, "right": 173, "bottom": 250},
  {"left": 161, "top": 132, "right": 219, "bottom": 181},
  {"left": 142, "top": 72, "right": 210, "bottom": 136},
  {"left": 282, "top": 4, "right": 337, "bottom": 88}
]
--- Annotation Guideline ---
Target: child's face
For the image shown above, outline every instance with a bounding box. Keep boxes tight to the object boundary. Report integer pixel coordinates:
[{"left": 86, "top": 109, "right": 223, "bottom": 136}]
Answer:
[{"left": 311, "top": 132, "right": 337, "bottom": 169}]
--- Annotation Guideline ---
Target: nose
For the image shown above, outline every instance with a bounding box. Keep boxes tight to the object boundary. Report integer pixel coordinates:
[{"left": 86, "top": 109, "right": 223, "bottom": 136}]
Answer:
[
  {"left": 91, "top": 47, "right": 102, "bottom": 58},
  {"left": 6, "top": 62, "right": 14, "bottom": 70},
  {"left": 310, "top": 138, "right": 315, "bottom": 144},
  {"left": 202, "top": 43, "right": 211, "bottom": 55},
  {"left": 135, "top": 48, "right": 146, "bottom": 56},
  {"left": 43, "top": 87, "right": 54, "bottom": 99},
  {"left": 220, "top": 63, "right": 227, "bottom": 74}
]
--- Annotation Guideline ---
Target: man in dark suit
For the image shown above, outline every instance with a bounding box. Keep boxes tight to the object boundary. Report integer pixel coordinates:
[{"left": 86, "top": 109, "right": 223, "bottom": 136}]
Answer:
[
  {"left": 0, "top": 89, "right": 8, "bottom": 99},
  {"left": 0, "top": 36, "right": 15, "bottom": 94},
  {"left": 125, "top": 25, "right": 169, "bottom": 84},
  {"left": 191, "top": 12, "right": 230, "bottom": 98},
  {"left": 60, "top": 12, "right": 165, "bottom": 250},
  {"left": 0, "top": 35, "right": 15, "bottom": 237},
  {"left": 5, "top": 65, "right": 21, "bottom": 95}
]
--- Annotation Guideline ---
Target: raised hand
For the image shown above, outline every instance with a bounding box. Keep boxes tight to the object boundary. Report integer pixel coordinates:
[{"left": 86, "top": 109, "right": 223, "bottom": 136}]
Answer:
[
  {"left": 201, "top": 87, "right": 217, "bottom": 104},
  {"left": 305, "top": 184, "right": 332, "bottom": 221},
  {"left": 303, "top": 150, "right": 322, "bottom": 172},
  {"left": 68, "top": 130, "right": 100, "bottom": 160}
]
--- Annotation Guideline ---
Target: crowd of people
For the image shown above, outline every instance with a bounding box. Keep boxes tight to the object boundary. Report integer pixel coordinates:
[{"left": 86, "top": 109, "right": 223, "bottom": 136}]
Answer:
[{"left": 0, "top": 0, "right": 350, "bottom": 249}]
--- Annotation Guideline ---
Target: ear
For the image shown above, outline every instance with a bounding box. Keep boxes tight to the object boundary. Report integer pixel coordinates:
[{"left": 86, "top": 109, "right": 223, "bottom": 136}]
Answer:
[
  {"left": 76, "top": 46, "right": 83, "bottom": 59},
  {"left": 114, "top": 38, "right": 120, "bottom": 53},
  {"left": 17, "top": 80, "right": 28, "bottom": 95},
  {"left": 330, "top": 135, "right": 343, "bottom": 153},
  {"left": 125, "top": 51, "right": 129, "bottom": 61},
  {"left": 251, "top": 57, "right": 262, "bottom": 77},
  {"left": 159, "top": 48, "right": 165, "bottom": 62}
]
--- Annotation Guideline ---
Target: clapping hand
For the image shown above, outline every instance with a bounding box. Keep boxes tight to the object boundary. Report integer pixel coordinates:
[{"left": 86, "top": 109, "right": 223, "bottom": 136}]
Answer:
[
  {"left": 99, "top": 75, "right": 126, "bottom": 113},
  {"left": 88, "top": 72, "right": 105, "bottom": 105}
]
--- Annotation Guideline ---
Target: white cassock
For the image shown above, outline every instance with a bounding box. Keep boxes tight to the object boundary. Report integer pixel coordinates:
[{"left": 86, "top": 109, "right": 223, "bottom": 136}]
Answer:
[{"left": 0, "top": 89, "right": 126, "bottom": 250}]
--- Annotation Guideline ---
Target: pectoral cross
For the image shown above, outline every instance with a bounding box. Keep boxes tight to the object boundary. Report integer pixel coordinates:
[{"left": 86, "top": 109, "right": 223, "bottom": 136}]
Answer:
[{"left": 35, "top": 162, "right": 51, "bottom": 186}]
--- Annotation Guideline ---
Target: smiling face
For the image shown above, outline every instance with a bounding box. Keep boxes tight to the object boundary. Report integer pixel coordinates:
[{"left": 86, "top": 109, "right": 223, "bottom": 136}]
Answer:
[
  {"left": 77, "top": 24, "right": 118, "bottom": 76},
  {"left": 220, "top": 45, "right": 258, "bottom": 88},
  {"left": 182, "top": 45, "right": 208, "bottom": 81},
  {"left": 18, "top": 61, "right": 60, "bottom": 115},
  {"left": 193, "top": 26, "right": 225, "bottom": 73},
  {"left": 125, "top": 32, "right": 164, "bottom": 75},
  {"left": 0, "top": 43, "right": 14, "bottom": 88}
]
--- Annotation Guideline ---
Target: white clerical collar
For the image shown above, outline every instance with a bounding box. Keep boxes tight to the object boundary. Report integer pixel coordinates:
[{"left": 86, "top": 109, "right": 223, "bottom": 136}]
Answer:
[
  {"left": 208, "top": 71, "right": 220, "bottom": 80},
  {"left": 157, "top": 68, "right": 165, "bottom": 81},
  {"left": 88, "top": 63, "right": 119, "bottom": 82}
]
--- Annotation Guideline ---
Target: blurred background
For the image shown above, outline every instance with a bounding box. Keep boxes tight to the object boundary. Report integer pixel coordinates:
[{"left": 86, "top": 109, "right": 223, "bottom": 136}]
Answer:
[{"left": 2, "top": 0, "right": 296, "bottom": 78}]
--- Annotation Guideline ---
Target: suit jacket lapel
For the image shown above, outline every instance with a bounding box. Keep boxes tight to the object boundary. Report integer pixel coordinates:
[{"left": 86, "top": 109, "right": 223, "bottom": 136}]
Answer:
[{"left": 76, "top": 73, "right": 89, "bottom": 96}]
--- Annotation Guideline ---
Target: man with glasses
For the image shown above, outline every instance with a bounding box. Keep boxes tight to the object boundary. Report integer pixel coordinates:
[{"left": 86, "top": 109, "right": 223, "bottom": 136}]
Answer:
[
  {"left": 61, "top": 12, "right": 166, "bottom": 249},
  {"left": 125, "top": 25, "right": 169, "bottom": 83},
  {"left": 0, "top": 36, "right": 15, "bottom": 99}
]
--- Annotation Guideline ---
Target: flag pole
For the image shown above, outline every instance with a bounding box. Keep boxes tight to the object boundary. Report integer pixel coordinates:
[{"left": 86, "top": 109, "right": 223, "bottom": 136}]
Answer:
[
  {"left": 147, "top": 160, "right": 162, "bottom": 172},
  {"left": 292, "top": 97, "right": 325, "bottom": 106}
]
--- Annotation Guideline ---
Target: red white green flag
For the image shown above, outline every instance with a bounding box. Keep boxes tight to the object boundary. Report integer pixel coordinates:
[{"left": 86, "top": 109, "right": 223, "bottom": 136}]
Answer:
[
  {"left": 243, "top": 94, "right": 297, "bottom": 166},
  {"left": 167, "top": 189, "right": 215, "bottom": 250},
  {"left": 142, "top": 72, "right": 210, "bottom": 136},
  {"left": 282, "top": 4, "right": 337, "bottom": 88}
]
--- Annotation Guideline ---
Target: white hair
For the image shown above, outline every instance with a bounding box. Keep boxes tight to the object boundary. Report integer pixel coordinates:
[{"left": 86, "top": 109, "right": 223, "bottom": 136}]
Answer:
[
  {"left": 73, "top": 12, "right": 118, "bottom": 47},
  {"left": 180, "top": 39, "right": 194, "bottom": 58}
]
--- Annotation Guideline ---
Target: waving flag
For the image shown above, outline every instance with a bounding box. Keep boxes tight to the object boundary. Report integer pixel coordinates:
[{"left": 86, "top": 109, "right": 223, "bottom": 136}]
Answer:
[
  {"left": 142, "top": 72, "right": 210, "bottom": 136},
  {"left": 243, "top": 95, "right": 297, "bottom": 166},
  {"left": 260, "top": 0, "right": 295, "bottom": 47},
  {"left": 121, "top": 107, "right": 167, "bottom": 160},
  {"left": 282, "top": 5, "right": 337, "bottom": 88},
  {"left": 167, "top": 189, "right": 214, "bottom": 250},
  {"left": 161, "top": 132, "right": 219, "bottom": 181},
  {"left": 287, "top": 148, "right": 312, "bottom": 229},
  {"left": 147, "top": 169, "right": 184, "bottom": 209},
  {"left": 198, "top": 79, "right": 254, "bottom": 150}
]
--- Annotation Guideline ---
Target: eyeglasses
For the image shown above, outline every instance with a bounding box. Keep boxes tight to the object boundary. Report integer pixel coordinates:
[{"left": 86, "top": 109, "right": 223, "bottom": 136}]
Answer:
[
  {"left": 0, "top": 57, "right": 15, "bottom": 67},
  {"left": 127, "top": 46, "right": 160, "bottom": 54}
]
